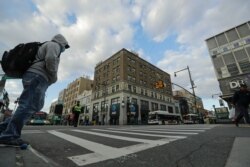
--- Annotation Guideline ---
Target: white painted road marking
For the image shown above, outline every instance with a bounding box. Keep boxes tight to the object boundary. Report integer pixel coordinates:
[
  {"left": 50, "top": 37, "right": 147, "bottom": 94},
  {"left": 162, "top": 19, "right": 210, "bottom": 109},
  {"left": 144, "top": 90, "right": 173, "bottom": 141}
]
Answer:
[
  {"left": 92, "top": 129, "right": 186, "bottom": 139},
  {"left": 22, "top": 130, "right": 45, "bottom": 134},
  {"left": 72, "top": 129, "right": 178, "bottom": 143},
  {"left": 107, "top": 128, "right": 199, "bottom": 135},
  {"left": 46, "top": 126, "right": 213, "bottom": 166},
  {"left": 48, "top": 130, "right": 174, "bottom": 166},
  {"left": 116, "top": 128, "right": 206, "bottom": 132}
]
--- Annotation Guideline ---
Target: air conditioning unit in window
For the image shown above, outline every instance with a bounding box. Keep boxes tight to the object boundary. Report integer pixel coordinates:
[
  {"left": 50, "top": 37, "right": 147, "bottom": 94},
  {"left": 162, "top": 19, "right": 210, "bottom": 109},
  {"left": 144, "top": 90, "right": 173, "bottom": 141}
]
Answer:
[
  {"left": 233, "top": 42, "right": 240, "bottom": 48},
  {"left": 218, "top": 48, "right": 223, "bottom": 54},
  {"left": 239, "top": 40, "right": 246, "bottom": 46}
]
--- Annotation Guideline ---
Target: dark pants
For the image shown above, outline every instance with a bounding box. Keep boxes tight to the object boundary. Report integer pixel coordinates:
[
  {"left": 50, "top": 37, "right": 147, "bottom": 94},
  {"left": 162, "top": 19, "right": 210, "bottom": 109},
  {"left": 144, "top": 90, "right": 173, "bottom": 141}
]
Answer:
[
  {"left": 0, "top": 117, "right": 11, "bottom": 134},
  {"left": 73, "top": 112, "right": 80, "bottom": 127},
  {"left": 235, "top": 106, "right": 250, "bottom": 124}
]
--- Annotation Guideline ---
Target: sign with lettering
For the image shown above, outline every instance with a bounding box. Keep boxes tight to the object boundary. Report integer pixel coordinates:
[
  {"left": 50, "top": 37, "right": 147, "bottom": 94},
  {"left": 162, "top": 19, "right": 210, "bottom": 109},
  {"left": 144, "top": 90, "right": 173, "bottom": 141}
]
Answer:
[{"left": 229, "top": 79, "right": 245, "bottom": 89}]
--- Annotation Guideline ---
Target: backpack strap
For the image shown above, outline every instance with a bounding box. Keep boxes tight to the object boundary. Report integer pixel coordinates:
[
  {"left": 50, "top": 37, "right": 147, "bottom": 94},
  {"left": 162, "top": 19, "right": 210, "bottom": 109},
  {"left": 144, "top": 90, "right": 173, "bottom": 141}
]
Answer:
[
  {"left": 32, "top": 42, "right": 47, "bottom": 64},
  {"left": 32, "top": 41, "right": 61, "bottom": 64}
]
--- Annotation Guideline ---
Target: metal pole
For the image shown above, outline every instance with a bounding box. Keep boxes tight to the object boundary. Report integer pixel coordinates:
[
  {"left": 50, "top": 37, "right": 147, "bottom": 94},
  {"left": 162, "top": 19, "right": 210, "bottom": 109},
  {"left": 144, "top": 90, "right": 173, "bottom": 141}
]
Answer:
[
  {"left": 102, "top": 81, "right": 107, "bottom": 125},
  {"left": 187, "top": 66, "right": 197, "bottom": 113},
  {"left": 174, "top": 66, "right": 197, "bottom": 114}
]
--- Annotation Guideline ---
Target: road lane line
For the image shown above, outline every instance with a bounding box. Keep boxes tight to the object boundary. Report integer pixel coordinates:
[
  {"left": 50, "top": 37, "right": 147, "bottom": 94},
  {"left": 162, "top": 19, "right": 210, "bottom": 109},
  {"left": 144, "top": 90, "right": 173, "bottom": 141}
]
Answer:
[{"left": 92, "top": 129, "right": 186, "bottom": 139}]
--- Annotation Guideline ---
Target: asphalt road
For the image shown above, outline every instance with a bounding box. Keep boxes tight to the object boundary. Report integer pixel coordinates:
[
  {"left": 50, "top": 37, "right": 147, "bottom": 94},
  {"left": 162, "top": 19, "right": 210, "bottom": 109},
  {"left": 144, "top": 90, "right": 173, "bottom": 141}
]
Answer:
[{"left": 2, "top": 124, "right": 250, "bottom": 167}]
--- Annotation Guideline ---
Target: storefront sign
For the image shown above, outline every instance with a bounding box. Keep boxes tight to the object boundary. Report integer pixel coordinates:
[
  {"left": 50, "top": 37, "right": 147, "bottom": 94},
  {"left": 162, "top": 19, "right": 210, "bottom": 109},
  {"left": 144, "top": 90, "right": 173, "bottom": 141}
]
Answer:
[{"left": 229, "top": 79, "right": 245, "bottom": 89}]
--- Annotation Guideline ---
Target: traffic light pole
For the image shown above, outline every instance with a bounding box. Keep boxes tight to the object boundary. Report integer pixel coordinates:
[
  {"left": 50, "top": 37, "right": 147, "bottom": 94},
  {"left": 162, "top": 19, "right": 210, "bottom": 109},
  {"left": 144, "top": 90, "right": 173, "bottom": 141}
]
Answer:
[{"left": 174, "top": 66, "right": 198, "bottom": 114}]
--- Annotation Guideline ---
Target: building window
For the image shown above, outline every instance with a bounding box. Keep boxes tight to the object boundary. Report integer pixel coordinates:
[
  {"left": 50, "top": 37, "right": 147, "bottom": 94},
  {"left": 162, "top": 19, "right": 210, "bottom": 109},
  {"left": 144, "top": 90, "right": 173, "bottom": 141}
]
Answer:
[
  {"left": 131, "top": 98, "right": 137, "bottom": 104},
  {"left": 128, "top": 75, "right": 136, "bottom": 82},
  {"left": 128, "top": 85, "right": 132, "bottom": 92},
  {"left": 141, "top": 89, "right": 144, "bottom": 95},
  {"left": 168, "top": 106, "right": 173, "bottom": 113},
  {"left": 160, "top": 104, "right": 166, "bottom": 111},
  {"left": 116, "top": 85, "right": 119, "bottom": 91},
  {"left": 151, "top": 102, "right": 158, "bottom": 111},
  {"left": 140, "top": 80, "right": 143, "bottom": 85},
  {"left": 216, "top": 33, "right": 228, "bottom": 46},
  {"left": 93, "top": 103, "right": 99, "bottom": 113},
  {"left": 127, "top": 56, "right": 136, "bottom": 64},
  {"left": 237, "top": 23, "right": 250, "bottom": 38},
  {"left": 111, "top": 97, "right": 120, "bottom": 104},
  {"left": 226, "top": 29, "right": 239, "bottom": 42},
  {"left": 133, "top": 86, "right": 136, "bottom": 93},
  {"left": 141, "top": 100, "right": 149, "bottom": 110},
  {"left": 207, "top": 38, "right": 217, "bottom": 49},
  {"left": 116, "top": 75, "right": 120, "bottom": 81}
]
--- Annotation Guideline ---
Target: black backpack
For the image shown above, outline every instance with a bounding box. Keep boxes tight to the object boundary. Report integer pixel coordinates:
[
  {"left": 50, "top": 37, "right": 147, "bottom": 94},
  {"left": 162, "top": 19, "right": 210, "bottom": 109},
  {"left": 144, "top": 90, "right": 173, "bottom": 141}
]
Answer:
[{"left": 1, "top": 42, "right": 45, "bottom": 78}]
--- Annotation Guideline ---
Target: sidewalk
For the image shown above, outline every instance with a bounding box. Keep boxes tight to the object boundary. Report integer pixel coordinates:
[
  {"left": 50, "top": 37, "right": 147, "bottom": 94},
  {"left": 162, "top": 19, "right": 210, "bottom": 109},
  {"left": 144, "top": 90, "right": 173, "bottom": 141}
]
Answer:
[
  {"left": 0, "top": 146, "right": 51, "bottom": 167},
  {"left": 225, "top": 137, "right": 250, "bottom": 167},
  {"left": 0, "top": 147, "right": 16, "bottom": 167}
]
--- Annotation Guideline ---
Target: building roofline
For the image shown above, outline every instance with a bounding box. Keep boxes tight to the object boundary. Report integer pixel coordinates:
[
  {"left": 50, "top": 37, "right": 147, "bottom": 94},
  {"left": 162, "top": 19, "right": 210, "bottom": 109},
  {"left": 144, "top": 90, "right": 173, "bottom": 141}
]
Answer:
[
  {"left": 205, "top": 21, "right": 250, "bottom": 41},
  {"left": 95, "top": 48, "right": 170, "bottom": 76}
]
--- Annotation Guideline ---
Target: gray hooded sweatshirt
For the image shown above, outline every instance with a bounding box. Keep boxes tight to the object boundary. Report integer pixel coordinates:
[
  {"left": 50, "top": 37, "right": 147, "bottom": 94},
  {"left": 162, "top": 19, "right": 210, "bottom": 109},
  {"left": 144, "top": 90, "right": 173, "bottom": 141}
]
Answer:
[{"left": 28, "top": 34, "right": 69, "bottom": 84}]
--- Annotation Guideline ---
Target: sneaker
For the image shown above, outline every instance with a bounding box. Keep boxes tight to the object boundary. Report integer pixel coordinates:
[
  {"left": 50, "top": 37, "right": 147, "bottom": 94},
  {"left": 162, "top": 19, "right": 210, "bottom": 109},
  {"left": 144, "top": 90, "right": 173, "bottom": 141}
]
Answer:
[{"left": 0, "top": 138, "right": 29, "bottom": 146}]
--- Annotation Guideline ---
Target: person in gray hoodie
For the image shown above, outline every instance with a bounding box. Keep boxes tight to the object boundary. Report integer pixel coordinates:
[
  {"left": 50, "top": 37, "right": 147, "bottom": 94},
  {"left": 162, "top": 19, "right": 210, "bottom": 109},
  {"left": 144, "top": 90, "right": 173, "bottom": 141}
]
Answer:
[{"left": 0, "top": 34, "right": 69, "bottom": 146}]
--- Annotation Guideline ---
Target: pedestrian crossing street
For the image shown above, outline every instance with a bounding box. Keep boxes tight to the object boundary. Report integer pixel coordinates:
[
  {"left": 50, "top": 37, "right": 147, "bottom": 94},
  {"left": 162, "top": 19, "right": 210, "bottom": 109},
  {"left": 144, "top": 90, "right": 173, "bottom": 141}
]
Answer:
[{"left": 24, "top": 125, "right": 216, "bottom": 166}]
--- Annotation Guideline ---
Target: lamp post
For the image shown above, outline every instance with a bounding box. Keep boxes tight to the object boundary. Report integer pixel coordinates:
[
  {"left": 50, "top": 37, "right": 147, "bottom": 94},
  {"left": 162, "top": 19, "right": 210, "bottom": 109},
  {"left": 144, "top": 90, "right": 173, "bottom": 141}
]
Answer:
[{"left": 174, "top": 66, "right": 197, "bottom": 114}]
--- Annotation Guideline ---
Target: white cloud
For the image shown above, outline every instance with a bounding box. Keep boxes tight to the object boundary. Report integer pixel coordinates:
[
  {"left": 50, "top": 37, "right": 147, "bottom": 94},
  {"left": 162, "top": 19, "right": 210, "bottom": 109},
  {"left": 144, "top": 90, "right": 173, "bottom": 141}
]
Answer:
[{"left": 0, "top": 0, "right": 249, "bottom": 111}]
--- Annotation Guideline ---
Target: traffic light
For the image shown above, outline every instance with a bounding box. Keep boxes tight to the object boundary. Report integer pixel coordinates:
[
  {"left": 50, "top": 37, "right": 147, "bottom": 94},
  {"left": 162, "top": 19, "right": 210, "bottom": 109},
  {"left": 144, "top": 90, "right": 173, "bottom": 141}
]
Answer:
[{"left": 155, "top": 80, "right": 165, "bottom": 89}]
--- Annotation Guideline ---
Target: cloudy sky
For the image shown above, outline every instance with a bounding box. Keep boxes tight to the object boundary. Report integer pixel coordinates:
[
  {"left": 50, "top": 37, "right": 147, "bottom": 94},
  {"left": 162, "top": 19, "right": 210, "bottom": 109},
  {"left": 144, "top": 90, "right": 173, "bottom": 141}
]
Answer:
[{"left": 0, "top": 0, "right": 250, "bottom": 112}]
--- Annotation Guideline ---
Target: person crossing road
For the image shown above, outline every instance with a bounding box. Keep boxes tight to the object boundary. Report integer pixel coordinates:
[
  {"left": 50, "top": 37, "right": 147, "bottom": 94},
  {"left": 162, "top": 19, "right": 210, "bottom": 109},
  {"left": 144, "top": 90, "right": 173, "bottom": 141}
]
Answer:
[
  {"left": 232, "top": 83, "right": 250, "bottom": 127},
  {"left": 72, "top": 101, "right": 82, "bottom": 127}
]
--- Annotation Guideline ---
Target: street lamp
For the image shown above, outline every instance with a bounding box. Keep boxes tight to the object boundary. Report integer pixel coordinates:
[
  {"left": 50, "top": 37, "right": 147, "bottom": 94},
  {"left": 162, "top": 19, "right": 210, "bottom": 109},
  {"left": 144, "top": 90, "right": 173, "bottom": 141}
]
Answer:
[{"left": 174, "top": 66, "right": 197, "bottom": 114}]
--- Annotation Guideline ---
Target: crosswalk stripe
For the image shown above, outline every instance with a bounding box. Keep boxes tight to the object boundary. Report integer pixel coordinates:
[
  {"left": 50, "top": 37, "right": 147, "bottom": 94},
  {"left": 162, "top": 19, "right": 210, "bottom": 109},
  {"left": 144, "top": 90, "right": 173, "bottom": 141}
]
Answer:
[
  {"left": 72, "top": 129, "right": 176, "bottom": 144},
  {"left": 48, "top": 130, "right": 174, "bottom": 166},
  {"left": 146, "top": 128, "right": 206, "bottom": 132},
  {"left": 108, "top": 128, "right": 206, "bottom": 132},
  {"left": 107, "top": 128, "right": 198, "bottom": 135},
  {"left": 22, "top": 130, "right": 44, "bottom": 134},
  {"left": 92, "top": 129, "right": 186, "bottom": 139}
]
